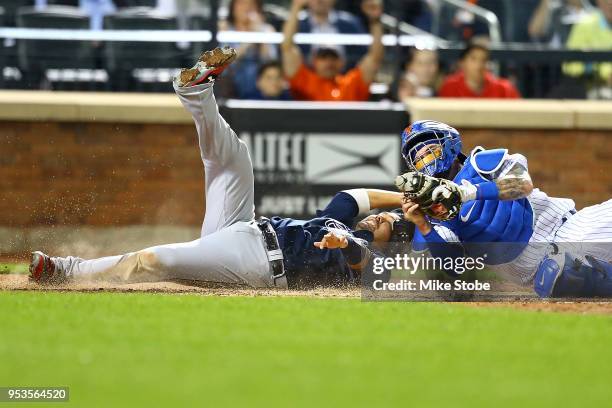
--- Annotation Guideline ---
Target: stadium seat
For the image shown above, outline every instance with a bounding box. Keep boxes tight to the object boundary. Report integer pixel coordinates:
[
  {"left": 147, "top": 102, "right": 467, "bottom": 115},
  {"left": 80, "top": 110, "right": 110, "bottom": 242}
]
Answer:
[
  {"left": 0, "top": 0, "right": 34, "bottom": 27},
  {"left": 104, "top": 8, "right": 185, "bottom": 91},
  {"left": 47, "top": 0, "right": 79, "bottom": 6},
  {"left": 17, "top": 6, "right": 97, "bottom": 90},
  {"left": 115, "top": 0, "right": 157, "bottom": 8}
]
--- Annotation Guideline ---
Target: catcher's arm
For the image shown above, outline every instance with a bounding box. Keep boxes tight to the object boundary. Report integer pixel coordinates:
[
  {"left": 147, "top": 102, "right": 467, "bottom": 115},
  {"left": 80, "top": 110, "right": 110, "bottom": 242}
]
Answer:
[
  {"left": 403, "top": 199, "right": 465, "bottom": 277},
  {"left": 402, "top": 199, "right": 432, "bottom": 235},
  {"left": 494, "top": 160, "right": 534, "bottom": 200},
  {"left": 459, "top": 154, "right": 534, "bottom": 202}
]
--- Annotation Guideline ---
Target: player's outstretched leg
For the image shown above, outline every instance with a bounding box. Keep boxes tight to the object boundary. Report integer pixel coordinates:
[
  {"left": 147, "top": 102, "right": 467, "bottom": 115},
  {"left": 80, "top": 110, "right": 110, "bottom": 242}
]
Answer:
[
  {"left": 29, "top": 221, "right": 276, "bottom": 288},
  {"left": 173, "top": 47, "right": 256, "bottom": 237}
]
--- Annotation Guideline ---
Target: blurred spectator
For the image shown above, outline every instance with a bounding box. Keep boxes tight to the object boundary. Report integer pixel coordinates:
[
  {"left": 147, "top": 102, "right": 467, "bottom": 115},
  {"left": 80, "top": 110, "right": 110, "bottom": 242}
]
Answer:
[
  {"left": 282, "top": 0, "right": 384, "bottom": 101},
  {"left": 35, "top": 0, "right": 116, "bottom": 30},
  {"left": 402, "top": 48, "right": 440, "bottom": 97},
  {"left": 339, "top": 0, "right": 433, "bottom": 32},
  {"left": 563, "top": 0, "right": 612, "bottom": 92},
  {"left": 437, "top": 0, "right": 539, "bottom": 43},
  {"left": 529, "top": 0, "right": 592, "bottom": 46},
  {"left": 396, "top": 72, "right": 419, "bottom": 101},
  {"left": 438, "top": 42, "right": 521, "bottom": 98},
  {"left": 437, "top": 0, "right": 491, "bottom": 42},
  {"left": 297, "top": 0, "right": 367, "bottom": 64},
  {"left": 219, "top": 0, "right": 278, "bottom": 98},
  {"left": 392, "top": 0, "right": 433, "bottom": 32},
  {"left": 244, "top": 61, "right": 292, "bottom": 100},
  {"left": 358, "top": 0, "right": 383, "bottom": 31}
]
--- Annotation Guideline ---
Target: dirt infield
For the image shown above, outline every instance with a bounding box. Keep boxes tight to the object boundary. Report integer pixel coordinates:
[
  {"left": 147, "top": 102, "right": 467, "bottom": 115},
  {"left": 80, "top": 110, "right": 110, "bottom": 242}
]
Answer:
[
  {"left": 2, "top": 274, "right": 612, "bottom": 314},
  {"left": 0, "top": 274, "right": 358, "bottom": 298}
]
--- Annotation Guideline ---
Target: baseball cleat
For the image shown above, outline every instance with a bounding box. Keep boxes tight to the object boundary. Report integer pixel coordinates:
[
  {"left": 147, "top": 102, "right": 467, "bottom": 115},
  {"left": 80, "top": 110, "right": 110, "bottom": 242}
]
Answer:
[
  {"left": 176, "top": 47, "right": 237, "bottom": 87},
  {"left": 29, "top": 251, "right": 66, "bottom": 284}
]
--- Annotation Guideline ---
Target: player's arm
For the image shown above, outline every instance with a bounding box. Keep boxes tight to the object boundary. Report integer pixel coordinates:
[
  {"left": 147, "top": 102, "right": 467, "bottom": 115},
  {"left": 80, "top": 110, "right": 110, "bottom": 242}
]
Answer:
[
  {"left": 494, "top": 160, "right": 534, "bottom": 200},
  {"left": 357, "top": 2, "right": 384, "bottom": 84},
  {"left": 364, "top": 189, "right": 404, "bottom": 210},
  {"left": 281, "top": 0, "right": 306, "bottom": 79},
  {"left": 317, "top": 189, "right": 403, "bottom": 226},
  {"left": 403, "top": 199, "right": 464, "bottom": 276},
  {"left": 457, "top": 155, "right": 534, "bottom": 202}
]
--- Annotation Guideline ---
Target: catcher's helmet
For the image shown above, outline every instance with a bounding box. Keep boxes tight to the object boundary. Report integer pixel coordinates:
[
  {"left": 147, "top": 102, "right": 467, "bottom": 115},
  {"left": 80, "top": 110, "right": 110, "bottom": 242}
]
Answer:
[{"left": 401, "top": 120, "right": 462, "bottom": 176}]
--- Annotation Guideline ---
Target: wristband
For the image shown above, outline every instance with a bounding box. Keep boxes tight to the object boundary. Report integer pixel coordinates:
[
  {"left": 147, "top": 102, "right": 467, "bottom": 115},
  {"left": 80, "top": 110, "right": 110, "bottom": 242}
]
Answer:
[{"left": 476, "top": 181, "right": 500, "bottom": 201}]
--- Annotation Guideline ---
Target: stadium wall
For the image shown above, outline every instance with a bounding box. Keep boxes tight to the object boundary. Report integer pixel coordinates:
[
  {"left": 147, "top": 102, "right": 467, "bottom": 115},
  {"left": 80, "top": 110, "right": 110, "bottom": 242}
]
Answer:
[{"left": 0, "top": 92, "right": 610, "bottom": 257}]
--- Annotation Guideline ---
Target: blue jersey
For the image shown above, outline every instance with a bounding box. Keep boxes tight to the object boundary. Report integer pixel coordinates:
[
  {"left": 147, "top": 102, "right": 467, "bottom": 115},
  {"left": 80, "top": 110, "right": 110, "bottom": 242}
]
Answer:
[
  {"left": 270, "top": 192, "right": 371, "bottom": 287},
  {"left": 414, "top": 148, "right": 534, "bottom": 265}
]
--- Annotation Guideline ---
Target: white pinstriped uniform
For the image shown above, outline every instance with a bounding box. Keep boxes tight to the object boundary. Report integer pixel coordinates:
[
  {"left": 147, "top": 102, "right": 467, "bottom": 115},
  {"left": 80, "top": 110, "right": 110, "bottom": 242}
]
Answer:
[{"left": 432, "top": 153, "right": 612, "bottom": 285}]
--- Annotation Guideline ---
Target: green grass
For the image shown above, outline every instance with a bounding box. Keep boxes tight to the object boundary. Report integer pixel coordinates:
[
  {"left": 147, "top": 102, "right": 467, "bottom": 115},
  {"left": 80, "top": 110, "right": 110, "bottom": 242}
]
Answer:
[
  {"left": 1, "top": 292, "right": 611, "bottom": 407},
  {"left": 0, "top": 263, "right": 28, "bottom": 275}
]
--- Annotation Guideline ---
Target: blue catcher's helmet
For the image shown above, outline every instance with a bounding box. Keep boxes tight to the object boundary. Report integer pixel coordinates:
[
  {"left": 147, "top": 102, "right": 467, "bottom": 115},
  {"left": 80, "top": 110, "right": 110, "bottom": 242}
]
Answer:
[{"left": 401, "top": 120, "right": 462, "bottom": 176}]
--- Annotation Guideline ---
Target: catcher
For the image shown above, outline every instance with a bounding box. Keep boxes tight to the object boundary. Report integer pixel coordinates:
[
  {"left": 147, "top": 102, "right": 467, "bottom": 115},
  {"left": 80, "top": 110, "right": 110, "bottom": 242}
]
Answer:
[{"left": 395, "top": 120, "right": 612, "bottom": 298}]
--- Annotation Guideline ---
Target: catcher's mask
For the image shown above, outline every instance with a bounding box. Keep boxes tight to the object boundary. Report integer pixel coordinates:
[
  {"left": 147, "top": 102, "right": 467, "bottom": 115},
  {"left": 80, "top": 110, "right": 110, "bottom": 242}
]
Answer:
[{"left": 401, "top": 120, "right": 462, "bottom": 176}]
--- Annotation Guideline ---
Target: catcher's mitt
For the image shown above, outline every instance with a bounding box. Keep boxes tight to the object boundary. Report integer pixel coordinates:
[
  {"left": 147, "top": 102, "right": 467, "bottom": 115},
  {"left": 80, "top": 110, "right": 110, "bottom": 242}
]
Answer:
[{"left": 395, "top": 172, "right": 462, "bottom": 220}]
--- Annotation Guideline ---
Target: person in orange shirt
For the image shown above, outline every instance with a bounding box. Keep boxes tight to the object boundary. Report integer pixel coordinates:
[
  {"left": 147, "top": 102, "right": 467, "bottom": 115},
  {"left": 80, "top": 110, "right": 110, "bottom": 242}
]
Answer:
[
  {"left": 281, "top": 0, "right": 385, "bottom": 101},
  {"left": 438, "top": 42, "right": 521, "bottom": 99}
]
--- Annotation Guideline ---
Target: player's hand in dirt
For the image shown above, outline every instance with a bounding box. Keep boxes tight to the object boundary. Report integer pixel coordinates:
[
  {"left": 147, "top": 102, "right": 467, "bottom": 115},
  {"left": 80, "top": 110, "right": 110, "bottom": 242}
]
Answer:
[
  {"left": 314, "top": 232, "right": 349, "bottom": 250},
  {"left": 402, "top": 197, "right": 432, "bottom": 235}
]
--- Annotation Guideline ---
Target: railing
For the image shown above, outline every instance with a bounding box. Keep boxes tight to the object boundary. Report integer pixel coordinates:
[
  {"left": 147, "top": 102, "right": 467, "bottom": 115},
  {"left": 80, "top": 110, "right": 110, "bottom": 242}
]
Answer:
[{"left": 0, "top": 27, "right": 437, "bottom": 46}]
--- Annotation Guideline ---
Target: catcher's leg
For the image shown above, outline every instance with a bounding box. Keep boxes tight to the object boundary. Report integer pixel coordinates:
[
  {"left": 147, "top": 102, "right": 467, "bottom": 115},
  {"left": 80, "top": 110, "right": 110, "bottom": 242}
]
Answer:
[
  {"left": 174, "top": 47, "right": 255, "bottom": 237},
  {"left": 52, "top": 221, "right": 278, "bottom": 288},
  {"left": 554, "top": 198, "right": 612, "bottom": 262}
]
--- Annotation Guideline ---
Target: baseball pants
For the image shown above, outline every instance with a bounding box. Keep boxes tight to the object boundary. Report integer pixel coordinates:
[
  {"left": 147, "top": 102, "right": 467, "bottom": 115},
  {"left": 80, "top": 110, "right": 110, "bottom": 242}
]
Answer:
[
  {"left": 53, "top": 81, "right": 286, "bottom": 288},
  {"left": 553, "top": 198, "right": 612, "bottom": 262}
]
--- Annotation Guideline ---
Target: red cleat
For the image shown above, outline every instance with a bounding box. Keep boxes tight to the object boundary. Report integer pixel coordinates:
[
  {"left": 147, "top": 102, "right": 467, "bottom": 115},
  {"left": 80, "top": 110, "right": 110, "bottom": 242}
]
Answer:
[{"left": 29, "top": 251, "right": 65, "bottom": 284}]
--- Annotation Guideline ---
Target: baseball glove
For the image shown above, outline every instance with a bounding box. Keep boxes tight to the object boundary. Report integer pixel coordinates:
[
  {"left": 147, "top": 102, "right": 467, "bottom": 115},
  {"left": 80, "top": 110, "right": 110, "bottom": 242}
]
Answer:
[{"left": 395, "top": 172, "right": 463, "bottom": 221}]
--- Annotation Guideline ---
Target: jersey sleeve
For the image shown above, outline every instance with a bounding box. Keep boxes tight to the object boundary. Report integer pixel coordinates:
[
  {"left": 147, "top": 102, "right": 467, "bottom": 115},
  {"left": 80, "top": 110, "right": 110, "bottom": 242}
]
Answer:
[
  {"left": 490, "top": 153, "right": 528, "bottom": 179},
  {"left": 470, "top": 150, "right": 532, "bottom": 201},
  {"left": 412, "top": 224, "right": 461, "bottom": 251},
  {"left": 316, "top": 191, "right": 364, "bottom": 227}
]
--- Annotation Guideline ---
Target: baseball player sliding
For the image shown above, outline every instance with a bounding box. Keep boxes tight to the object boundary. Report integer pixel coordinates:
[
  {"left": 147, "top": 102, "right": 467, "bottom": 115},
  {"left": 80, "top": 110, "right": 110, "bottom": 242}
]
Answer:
[
  {"left": 396, "top": 120, "right": 612, "bottom": 298},
  {"left": 29, "top": 47, "right": 407, "bottom": 289}
]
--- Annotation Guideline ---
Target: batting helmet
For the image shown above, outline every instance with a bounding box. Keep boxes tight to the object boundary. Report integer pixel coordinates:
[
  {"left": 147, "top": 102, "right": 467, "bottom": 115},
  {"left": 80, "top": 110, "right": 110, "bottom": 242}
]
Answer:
[{"left": 401, "top": 120, "right": 462, "bottom": 176}]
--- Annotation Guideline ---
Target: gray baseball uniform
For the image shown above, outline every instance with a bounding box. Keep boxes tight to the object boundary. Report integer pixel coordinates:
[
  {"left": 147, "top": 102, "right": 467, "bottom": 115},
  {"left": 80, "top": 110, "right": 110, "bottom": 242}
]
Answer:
[{"left": 53, "top": 81, "right": 287, "bottom": 288}]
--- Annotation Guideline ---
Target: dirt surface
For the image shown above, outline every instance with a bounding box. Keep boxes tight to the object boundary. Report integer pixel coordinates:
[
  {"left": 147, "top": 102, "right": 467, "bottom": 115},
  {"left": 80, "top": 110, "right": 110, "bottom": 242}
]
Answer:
[
  {"left": 0, "top": 274, "right": 358, "bottom": 298},
  {"left": 2, "top": 274, "right": 611, "bottom": 314}
]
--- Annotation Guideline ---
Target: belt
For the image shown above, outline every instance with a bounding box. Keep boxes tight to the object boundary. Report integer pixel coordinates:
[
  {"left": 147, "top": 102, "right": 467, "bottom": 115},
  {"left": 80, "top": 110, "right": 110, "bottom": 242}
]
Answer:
[
  {"left": 256, "top": 217, "right": 286, "bottom": 286},
  {"left": 561, "top": 209, "right": 577, "bottom": 224}
]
